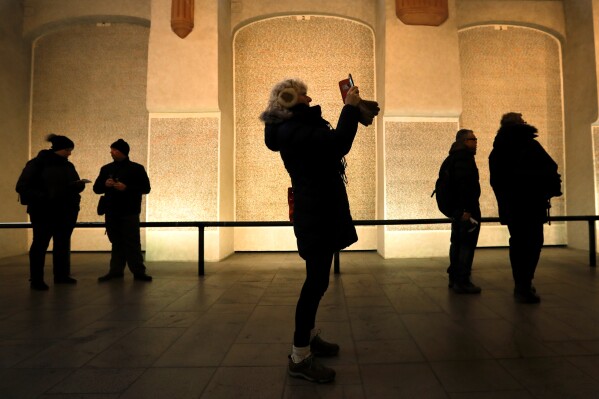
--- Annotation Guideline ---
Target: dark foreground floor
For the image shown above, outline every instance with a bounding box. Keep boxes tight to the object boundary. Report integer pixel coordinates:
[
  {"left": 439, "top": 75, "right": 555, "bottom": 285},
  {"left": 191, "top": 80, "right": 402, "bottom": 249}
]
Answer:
[{"left": 1, "top": 248, "right": 599, "bottom": 398}]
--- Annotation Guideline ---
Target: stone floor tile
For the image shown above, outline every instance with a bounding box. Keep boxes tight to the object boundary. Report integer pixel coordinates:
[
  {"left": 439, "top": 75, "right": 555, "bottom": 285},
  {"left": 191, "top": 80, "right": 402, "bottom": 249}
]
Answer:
[
  {"left": 499, "top": 357, "right": 599, "bottom": 398},
  {"left": 0, "top": 249, "right": 598, "bottom": 398},
  {"left": 48, "top": 368, "right": 145, "bottom": 394},
  {"left": 200, "top": 366, "right": 285, "bottom": 399},
  {"left": 360, "top": 363, "right": 448, "bottom": 398},
  {"left": 119, "top": 367, "right": 215, "bottom": 399},
  {"left": 430, "top": 359, "right": 522, "bottom": 392}
]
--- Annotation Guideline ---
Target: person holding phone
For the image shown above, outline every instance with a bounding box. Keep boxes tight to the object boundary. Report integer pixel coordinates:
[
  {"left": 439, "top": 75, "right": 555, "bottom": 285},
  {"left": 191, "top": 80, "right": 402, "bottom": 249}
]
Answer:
[
  {"left": 16, "top": 134, "right": 87, "bottom": 290},
  {"left": 260, "top": 78, "right": 361, "bottom": 383},
  {"left": 94, "top": 139, "right": 152, "bottom": 283}
]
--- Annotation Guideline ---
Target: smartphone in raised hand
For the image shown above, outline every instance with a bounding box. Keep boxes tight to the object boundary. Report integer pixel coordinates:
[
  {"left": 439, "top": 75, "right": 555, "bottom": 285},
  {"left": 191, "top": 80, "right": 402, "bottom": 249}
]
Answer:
[{"left": 338, "top": 74, "right": 355, "bottom": 102}]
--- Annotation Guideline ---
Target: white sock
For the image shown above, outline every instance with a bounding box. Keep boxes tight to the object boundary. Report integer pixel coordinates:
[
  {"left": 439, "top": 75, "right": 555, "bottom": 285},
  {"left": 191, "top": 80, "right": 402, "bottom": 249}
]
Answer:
[{"left": 291, "top": 345, "right": 310, "bottom": 363}]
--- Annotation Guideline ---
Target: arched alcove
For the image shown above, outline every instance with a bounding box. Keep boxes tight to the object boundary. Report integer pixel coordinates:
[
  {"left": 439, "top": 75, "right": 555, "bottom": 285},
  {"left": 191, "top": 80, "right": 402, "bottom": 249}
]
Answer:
[
  {"left": 30, "top": 23, "right": 150, "bottom": 250},
  {"left": 233, "top": 15, "right": 377, "bottom": 250},
  {"left": 458, "top": 24, "right": 566, "bottom": 244}
]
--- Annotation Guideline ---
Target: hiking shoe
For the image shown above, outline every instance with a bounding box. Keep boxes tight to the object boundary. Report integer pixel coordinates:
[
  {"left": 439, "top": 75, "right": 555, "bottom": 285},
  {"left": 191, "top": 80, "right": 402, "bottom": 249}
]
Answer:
[
  {"left": 98, "top": 273, "right": 124, "bottom": 282},
  {"left": 30, "top": 280, "right": 49, "bottom": 291},
  {"left": 288, "top": 355, "right": 335, "bottom": 383},
  {"left": 310, "top": 334, "right": 340, "bottom": 357},
  {"left": 514, "top": 289, "right": 541, "bottom": 304},
  {"left": 54, "top": 276, "right": 77, "bottom": 284},
  {"left": 452, "top": 281, "right": 482, "bottom": 294},
  {"left": 133, "top": 274, "right": 153, "bottom": 282}
]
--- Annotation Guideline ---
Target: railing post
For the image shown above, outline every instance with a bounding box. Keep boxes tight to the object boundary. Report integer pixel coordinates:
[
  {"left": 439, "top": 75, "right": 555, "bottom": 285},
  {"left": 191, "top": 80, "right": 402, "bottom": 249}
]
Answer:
[
  {"left": 334, "top": 252, "right": 340, "bottom": 274},
  {"left": 198, "top": 224, "right": 205, "bottom": 276},
  {"left": 589, "top": 219, "right": 596, "bottom": 268}
]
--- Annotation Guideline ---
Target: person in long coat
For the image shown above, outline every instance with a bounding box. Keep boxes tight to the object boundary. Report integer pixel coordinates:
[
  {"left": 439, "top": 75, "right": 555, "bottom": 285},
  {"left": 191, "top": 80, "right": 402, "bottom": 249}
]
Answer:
[
  {"left": 16, "top": 134, "right": 87, "bottom": 290},
  {"left": 489, "top": 112, "right": 562, "bottom": 303},
  {"left": 261, "top": 78, "right": 361, "bottom": 383}
]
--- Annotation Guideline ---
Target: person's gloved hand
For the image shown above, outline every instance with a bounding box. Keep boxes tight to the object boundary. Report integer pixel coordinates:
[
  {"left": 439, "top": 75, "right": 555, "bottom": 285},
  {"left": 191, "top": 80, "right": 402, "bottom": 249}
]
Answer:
[{"left": 357, "top": 99, "right": 380, "bottom": 126}]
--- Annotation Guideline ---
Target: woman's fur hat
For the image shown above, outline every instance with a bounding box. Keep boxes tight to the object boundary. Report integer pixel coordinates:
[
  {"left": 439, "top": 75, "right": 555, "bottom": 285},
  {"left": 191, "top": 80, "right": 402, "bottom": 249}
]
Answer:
[
  {"left": 277, "top": 87, "right": 299, "bottom": 109},
  {"left": 260, "top": 78, "right": 307, "bottom": 124}
]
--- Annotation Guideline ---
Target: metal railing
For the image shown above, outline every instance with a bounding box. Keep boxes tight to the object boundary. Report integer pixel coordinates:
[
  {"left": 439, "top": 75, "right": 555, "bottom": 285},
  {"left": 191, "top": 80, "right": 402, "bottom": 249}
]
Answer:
[{"left": 1, "top": 215, "right": 597, "bottom": 275}]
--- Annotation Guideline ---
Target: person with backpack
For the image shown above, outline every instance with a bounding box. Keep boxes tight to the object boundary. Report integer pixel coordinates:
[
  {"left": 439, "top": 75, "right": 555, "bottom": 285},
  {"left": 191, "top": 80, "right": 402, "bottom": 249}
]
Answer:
[
  {"left": 436, "top": 128, "right": 482, "bottom": 294},
  {"left": 16, "top": 134, "right": 88, "bottom": 291},
  {"left": 489, "top": 113, "right": 562, "bottom": 303}
]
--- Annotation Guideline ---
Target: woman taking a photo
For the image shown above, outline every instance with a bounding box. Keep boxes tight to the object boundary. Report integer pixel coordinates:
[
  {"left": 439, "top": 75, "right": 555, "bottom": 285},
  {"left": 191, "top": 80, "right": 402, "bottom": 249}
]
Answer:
[{"left": 261, "top": 78, "right": 362, "bottom": 383}]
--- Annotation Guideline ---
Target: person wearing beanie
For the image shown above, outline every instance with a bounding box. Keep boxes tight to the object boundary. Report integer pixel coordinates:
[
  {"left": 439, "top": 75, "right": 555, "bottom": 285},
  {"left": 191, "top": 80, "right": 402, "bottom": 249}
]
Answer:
[
  {"left": 16, "top": 134, "right": 88, "bottom": 290},
  {"left": 438, "top": 129, "right": 482, "bottom": 294},
  {"left": 260, "top": 79, "right": 362, "bottom": 383},
  {"left": 93, "top": 139, "right": 152, "bottom": 282},
  {"left": 489, "top": 113, "right": 562, "bottom": 303},
  {"left": 110, "top": 138, "right": 130, "bottom": 156}
]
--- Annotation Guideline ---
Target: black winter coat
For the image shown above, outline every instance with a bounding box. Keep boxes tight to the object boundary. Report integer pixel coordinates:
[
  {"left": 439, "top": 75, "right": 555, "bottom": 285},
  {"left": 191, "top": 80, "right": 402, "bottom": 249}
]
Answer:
[
  {"left": 448, "top": 145, "right": 481, "bottom": 220},
  {"left": 263, "top": 103, "right": 360, "bottom": 259},
  {"left": 489, "top": 123, "right": 562, "bottom": 224},
  {"left": 16, "top": 150, "right": 84, "bottom": 216},
  {"left": 93, "top": 158, "right": 151, "bottom": 216}
]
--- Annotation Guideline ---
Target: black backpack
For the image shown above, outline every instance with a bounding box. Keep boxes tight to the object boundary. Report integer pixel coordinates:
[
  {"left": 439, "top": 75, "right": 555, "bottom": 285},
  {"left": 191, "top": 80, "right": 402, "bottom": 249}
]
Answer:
[
  {"left": 16, "top": 158, "right": 43, "bottom": 206},
  {"left": 431, "top": 155, "right": 456, "bottom": 218}
]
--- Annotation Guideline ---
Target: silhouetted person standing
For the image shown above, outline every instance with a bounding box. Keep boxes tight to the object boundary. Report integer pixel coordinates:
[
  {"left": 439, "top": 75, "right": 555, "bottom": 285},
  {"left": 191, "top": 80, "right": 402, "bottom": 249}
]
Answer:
[
  {"left": 261, "top": 78, "right": 362, "bottom": 383},
  {"left": 489, "top": 113, "right": 562, "bottom": 303},
  {"left": 445, "top": 129, "right": 482, "bottom": 294},
  {"left": 94, "top": 139, "right": 152, "bottom": 282},
  {"left": 16, "top": 134, "right": 87, "bottom": 290}
]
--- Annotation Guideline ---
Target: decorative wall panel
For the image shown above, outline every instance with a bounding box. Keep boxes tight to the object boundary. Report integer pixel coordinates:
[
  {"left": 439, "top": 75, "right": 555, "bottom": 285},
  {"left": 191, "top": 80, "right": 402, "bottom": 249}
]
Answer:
[
  {"left": 385, "top": 120, "right": 458, "bottom": 230},
  {"left": 234, "top": 16, "right": 376, "bottom": 222},
  {"left": 459, "top": 25, "right": 565, "bottom": 219},
  {"left": 148, "top": 117, "right": 219, "bottom": 226},
  {"left": 31, "top": 24, "right": 150, "bottom": 225}
]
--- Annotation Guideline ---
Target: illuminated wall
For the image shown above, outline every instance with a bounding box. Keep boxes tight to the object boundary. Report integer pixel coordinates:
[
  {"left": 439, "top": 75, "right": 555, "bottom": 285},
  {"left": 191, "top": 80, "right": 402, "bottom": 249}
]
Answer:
[
  {"left": 30, "top": 23, "right": 149, "bottom": 250},
  {"left": 6, "top": 0, "right": 593, "bottom": 262},
  {"left": 459, "top": 25, "right": 566, "bottom": 245},
  {"left": 145, "top": 115, "right": 220, "bottom": 260},
  {"left": 595, "top": 126, "right": 599, "bottom": 214},
  {"left": 233, "top": 16, "right": 377, "bottom": 250},
  {"left": 385, "top": 119, "right": 459, "bottom": 230},
  {"left": 0, "top": 0, "right": 29, "bottom": 257}
]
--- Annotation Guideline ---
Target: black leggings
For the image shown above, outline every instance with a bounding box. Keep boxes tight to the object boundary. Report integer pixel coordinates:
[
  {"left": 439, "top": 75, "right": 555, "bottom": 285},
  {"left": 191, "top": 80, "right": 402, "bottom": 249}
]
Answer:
[{"left": 293, "top": 251, "right": 334, "bottom": 347}]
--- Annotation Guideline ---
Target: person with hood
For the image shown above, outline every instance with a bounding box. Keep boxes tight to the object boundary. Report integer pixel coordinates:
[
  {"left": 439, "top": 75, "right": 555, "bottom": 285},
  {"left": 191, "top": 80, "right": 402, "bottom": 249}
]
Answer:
[
  {"left": 94, "top": 139, "right": 152, "bottom": 283},
  {"left": 16, "top": 134, "right": 87, "bottom": 290},
  {"left": 489, "top": 113, "right": 562, "bottom": 303},
  {"left": 444, "top": 129, "right": 482, "bottom": 294},
  {"left": 260, "top": 78, "right": 362, "bottom": 383}
]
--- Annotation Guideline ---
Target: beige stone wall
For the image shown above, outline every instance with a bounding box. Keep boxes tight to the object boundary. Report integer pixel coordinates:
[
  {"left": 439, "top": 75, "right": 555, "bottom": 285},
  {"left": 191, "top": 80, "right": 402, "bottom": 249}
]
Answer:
[
  {"left": 385, "top": 119, "right": 459, "bottom": 230},
  {"left": 230, "top": 0, "right": 378, "bottom": 30},
  {"left": 0, "top": 0, "right": 29, "bottom": 257},
  {"left": 147, "top": 116, "right": 219, "bottom": 224},
  {"left": 30, "top": 23, "right": 149, "bottom": 249},
  {"left": 561, "top": 0, "right": 599, "bottom": 250},
  {"left": 383, "top": 0, "right": 462, "bottom": 115},
  {"left": 23, "top": 0, "right": 150, "bottom": 39},
  {"left": 456, "top": 0, "right": 566, "bottom": 39},
  {"left": 234, "top": 16, "right": 376, "bottom": 222},
  {"left": 459, "top": 25, "right": 565, "bottom": 221},
  {"left": 594, "top": 126, "right": 599, "bottom": 212},
  {"left": 147, "top": 0, "right": 219, "bottom": 112}
]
